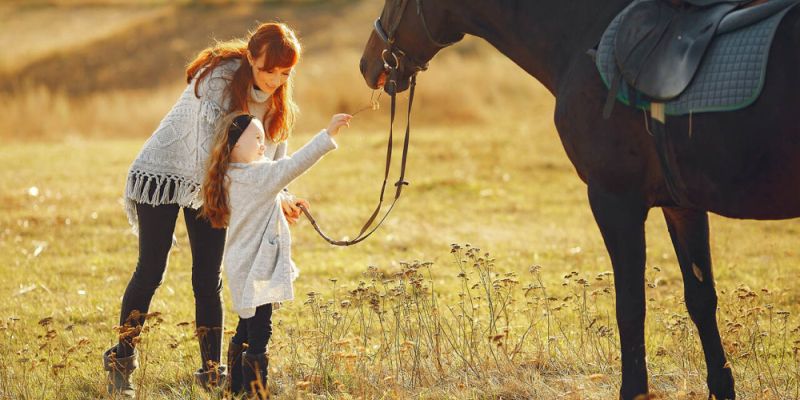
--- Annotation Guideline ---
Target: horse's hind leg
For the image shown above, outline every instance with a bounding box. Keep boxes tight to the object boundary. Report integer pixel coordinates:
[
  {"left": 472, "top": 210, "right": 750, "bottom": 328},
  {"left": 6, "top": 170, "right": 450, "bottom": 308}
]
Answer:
[
  {"left": 588, "top": 186, "right": 649, "bottom": 400},
  {"left": 662, "top": 207, "right": 735, "bottom": 399}
]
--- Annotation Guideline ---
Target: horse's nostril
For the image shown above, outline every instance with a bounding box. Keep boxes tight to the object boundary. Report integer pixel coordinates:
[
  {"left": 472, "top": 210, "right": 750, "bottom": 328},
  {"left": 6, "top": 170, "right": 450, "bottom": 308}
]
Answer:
[{"left": 359, "top": 58, "right": 367, "bottom": 76}]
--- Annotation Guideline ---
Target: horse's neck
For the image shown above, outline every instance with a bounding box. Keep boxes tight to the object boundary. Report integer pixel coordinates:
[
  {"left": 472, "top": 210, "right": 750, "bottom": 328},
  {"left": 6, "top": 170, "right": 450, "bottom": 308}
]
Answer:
[{"left": 449, "top": 0, "right": 631, "bottom": 93}]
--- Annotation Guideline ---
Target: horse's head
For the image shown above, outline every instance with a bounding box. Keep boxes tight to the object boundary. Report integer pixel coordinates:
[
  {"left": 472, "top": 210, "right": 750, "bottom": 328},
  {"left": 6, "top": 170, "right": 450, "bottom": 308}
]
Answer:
[{"left": 360, "top": 0, "right": 464, "bottom": 94}]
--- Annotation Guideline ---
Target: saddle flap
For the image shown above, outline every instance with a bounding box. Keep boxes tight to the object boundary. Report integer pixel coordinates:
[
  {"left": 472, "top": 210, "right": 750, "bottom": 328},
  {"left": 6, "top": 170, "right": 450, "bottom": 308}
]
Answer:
[{"left": 614, "top": 0, "right": 739, "bottom": 100}]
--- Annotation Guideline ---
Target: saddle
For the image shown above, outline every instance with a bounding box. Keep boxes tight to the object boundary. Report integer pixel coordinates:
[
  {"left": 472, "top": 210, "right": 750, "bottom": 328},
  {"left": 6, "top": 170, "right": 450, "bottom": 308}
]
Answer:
[
  {"left": 611, "top": 0, "right": 796, "bottom": 104},
  {"left": 600, "top": 0, "right": 799, "bottom": 207}
]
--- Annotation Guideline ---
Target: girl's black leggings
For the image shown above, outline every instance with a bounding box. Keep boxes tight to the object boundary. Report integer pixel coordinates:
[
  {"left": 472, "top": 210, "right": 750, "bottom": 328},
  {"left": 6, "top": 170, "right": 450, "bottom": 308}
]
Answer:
[
  {"left": 116, "top": 202, "right": 226, "bottom": 364},
  {"left": 232, "top": 304, "right": 273, "bottom": 355}
]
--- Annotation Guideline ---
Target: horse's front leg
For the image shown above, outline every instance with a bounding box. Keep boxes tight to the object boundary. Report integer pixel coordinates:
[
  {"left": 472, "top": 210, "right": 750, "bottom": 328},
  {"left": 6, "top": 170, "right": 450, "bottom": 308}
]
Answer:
[
  {"left": 662, "top": 207, "right": 735, "bottom": 399},
  {"left": 588, "top": 185, "right": 650, "bottom": 400}
]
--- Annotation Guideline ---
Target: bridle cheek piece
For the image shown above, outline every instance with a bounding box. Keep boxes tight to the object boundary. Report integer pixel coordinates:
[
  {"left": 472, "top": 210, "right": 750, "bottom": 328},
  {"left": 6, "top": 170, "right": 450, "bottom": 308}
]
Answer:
[{"left": 373, "top": 0, "right": 459, "bottom": 81}]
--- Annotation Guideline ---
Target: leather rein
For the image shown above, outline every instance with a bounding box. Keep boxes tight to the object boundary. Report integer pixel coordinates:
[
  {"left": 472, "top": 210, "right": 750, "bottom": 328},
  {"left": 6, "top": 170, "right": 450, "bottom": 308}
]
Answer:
[{"left": 298, "top": 0, "right": 455, "bottom": 246}]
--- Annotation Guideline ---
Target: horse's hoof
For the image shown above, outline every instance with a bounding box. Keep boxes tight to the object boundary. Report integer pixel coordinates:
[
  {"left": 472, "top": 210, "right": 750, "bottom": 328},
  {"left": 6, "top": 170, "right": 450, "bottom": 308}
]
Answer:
[{"left": 707, "top": 365, "right": 735, "bottom": 400}]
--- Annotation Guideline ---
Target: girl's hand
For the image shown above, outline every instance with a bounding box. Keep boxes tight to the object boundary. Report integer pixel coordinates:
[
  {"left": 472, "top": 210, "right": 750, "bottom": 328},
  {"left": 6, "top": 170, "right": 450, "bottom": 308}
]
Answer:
[
  {"left": 281, "top": 198, "right": 300, "bottom": 225},
  {"left": 294, "top": 198, "right": 310, "bottom": 212},
  {"left": 281, "top": 197, "right": 310, "bottom": 225},
  {"left": 326, "top": 113, "right": 352, "bottom": 137}
]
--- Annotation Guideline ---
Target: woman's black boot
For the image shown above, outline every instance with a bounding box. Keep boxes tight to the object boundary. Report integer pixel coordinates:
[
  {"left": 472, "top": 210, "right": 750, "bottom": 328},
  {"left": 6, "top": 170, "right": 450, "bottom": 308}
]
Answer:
[{"left": 194, "top": 327, "right": 226, "bottom": 390}]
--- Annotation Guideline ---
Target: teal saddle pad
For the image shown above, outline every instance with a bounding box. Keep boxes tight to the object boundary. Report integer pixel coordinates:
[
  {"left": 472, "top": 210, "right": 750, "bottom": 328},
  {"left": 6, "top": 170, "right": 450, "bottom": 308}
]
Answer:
[{"left": 596, "top": 0, "right": 796, "bottom": 116}]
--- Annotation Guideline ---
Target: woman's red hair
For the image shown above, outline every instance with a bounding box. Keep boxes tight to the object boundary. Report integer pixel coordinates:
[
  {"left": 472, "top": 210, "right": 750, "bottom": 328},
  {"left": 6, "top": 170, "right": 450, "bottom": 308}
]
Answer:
[{"left": 186, "top": 22, "right": 301, "bottom": 143}]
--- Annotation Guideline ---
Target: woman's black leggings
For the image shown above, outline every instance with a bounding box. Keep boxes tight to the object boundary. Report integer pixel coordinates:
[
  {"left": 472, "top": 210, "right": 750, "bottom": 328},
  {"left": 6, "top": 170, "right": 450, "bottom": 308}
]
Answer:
[
  {"left": 116, "top": 202, "right": 226, "bottom": 367},
  {"left": 232, "top": 304, "right": 273, "bottom": 355}
]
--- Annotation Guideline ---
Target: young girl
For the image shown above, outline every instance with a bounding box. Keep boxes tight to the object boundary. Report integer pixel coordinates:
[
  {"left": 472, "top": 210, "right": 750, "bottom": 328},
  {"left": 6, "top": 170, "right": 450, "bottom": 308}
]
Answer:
[{"left": 202, "top": 111, "right": 351, "bottom": 398}]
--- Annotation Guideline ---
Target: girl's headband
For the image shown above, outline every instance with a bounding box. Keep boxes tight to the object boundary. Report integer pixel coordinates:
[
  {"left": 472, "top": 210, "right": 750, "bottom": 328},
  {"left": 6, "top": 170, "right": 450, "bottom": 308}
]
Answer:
[{"left": 228, "top": 114, "right": 256, "bottom": 150}]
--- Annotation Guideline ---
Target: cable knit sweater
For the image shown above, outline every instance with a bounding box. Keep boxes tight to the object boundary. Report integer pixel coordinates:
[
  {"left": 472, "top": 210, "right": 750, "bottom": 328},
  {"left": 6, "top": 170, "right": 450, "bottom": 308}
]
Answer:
[
  {"left": 225, "top": 130, "right": 337, "bottom": 318},
  {"left": 123, "top": 59, "right": 288, "bottom": 233}
]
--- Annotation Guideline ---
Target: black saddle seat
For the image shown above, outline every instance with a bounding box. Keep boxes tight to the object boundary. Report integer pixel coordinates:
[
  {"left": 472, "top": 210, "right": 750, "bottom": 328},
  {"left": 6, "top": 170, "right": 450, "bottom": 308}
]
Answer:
[
  {"left": 614, "top": 0, "right": 743, "bottom": 101},
  {"left": 613, "top": 0, "right": 796, "bottom": 101}
]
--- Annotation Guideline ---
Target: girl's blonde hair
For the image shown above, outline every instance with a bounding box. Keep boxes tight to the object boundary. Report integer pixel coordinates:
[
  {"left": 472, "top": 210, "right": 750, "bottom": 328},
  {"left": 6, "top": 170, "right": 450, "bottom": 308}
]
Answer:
[
  {"left": 200, "top": 112, "right": 252, "bottom": 228},
  {"left": 186, "top": 22, "right": 301, "bottom": 143}
]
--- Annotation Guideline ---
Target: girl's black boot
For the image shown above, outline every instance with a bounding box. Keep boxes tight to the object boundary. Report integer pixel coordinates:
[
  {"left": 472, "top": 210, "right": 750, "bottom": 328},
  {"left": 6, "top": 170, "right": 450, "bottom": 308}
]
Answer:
[{"left": 242, "top": 351, "right": 269, "bottom": 399}]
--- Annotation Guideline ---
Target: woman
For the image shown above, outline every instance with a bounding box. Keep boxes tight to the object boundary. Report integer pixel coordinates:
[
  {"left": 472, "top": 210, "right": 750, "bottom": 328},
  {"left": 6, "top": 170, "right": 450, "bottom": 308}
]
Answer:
[{"left": 103, "top": 22, "right": 306, "bottom": 397}]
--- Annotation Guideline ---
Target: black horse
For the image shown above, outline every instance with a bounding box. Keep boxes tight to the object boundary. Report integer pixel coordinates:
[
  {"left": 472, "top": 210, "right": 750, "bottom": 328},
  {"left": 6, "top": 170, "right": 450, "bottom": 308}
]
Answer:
[{"left": 359, "top": 1, "right": 800, "bottom": 399}]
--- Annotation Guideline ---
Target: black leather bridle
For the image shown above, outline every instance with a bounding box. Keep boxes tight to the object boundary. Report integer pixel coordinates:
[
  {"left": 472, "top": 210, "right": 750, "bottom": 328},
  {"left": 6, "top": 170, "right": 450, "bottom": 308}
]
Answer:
[
  {"left": 373, "top": 0, "right": 460, "bottom": 79},
  {"left": 298, "top": 0, "right": 457, "bottom": 246}
]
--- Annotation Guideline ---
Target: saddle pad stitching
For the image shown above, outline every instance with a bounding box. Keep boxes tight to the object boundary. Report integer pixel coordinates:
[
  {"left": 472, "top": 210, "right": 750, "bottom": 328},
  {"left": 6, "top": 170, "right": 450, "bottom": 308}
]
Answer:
[{"left": 596, "top": 0, "right": 795, "bottom": 116}]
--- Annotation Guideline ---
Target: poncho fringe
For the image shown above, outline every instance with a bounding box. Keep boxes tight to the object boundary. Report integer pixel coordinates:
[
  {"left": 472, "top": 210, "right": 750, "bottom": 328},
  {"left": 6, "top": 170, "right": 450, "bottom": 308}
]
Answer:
[{"left": 123, "top": 172, "right": 204, "bottom": 235}]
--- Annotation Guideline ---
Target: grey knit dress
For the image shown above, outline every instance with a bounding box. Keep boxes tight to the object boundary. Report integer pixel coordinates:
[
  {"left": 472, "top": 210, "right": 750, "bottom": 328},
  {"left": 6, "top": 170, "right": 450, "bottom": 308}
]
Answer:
[{"left": 224, "top": 130, "right": 337, "bottom": 318}]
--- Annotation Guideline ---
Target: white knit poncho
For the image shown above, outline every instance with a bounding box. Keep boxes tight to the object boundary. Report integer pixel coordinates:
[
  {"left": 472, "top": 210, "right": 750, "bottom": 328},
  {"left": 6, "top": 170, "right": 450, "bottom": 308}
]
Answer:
[{"left": 123, "top": 59, "right": 288, "bottom": 233}]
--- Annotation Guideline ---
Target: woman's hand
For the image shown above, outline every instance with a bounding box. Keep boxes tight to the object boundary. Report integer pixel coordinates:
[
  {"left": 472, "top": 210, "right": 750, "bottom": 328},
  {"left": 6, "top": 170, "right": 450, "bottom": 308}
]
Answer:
[
  {"left": 326, "top": 113, "right": 352, "bottom": 137},
  {"left": 281, "top": 197, "right": 310, "bottom": 225}
]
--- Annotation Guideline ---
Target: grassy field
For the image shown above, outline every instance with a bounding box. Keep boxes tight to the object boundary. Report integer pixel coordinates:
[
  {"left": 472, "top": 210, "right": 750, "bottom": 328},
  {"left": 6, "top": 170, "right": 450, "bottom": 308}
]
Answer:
[{"left": 1, "top": 1, "right": 800, "bottom": 399}]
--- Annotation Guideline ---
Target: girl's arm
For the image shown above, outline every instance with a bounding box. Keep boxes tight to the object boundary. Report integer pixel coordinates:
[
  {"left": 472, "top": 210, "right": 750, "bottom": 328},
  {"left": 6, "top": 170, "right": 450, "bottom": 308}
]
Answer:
[
  {"left": 274, "top": 141, "right": 294, "bottom": 201},
  {"left": 249, "top": 130, "right": 337, "bottom": 198}
]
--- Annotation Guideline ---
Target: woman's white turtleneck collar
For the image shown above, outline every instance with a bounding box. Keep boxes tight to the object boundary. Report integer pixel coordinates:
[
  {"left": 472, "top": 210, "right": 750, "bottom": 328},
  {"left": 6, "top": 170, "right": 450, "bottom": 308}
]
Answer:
[{"left": 250, "top": 85, "right": 271, "bottom": 104}]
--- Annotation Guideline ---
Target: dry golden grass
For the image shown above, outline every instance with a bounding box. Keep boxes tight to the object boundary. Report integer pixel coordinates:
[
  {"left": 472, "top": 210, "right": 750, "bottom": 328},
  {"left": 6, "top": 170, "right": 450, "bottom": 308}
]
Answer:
[
  {"left": 2, "top": 126, "right": 799, "bottom": 399},
  {"left": 1, "top": 1, "right": 799, "bottom": 399}
]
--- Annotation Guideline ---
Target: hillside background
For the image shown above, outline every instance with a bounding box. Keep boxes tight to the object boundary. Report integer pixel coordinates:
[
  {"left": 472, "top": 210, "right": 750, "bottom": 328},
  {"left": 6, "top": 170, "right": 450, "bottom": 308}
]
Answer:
[{"left": 0, "top": 0, "right": 540, "bottom": 141}]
